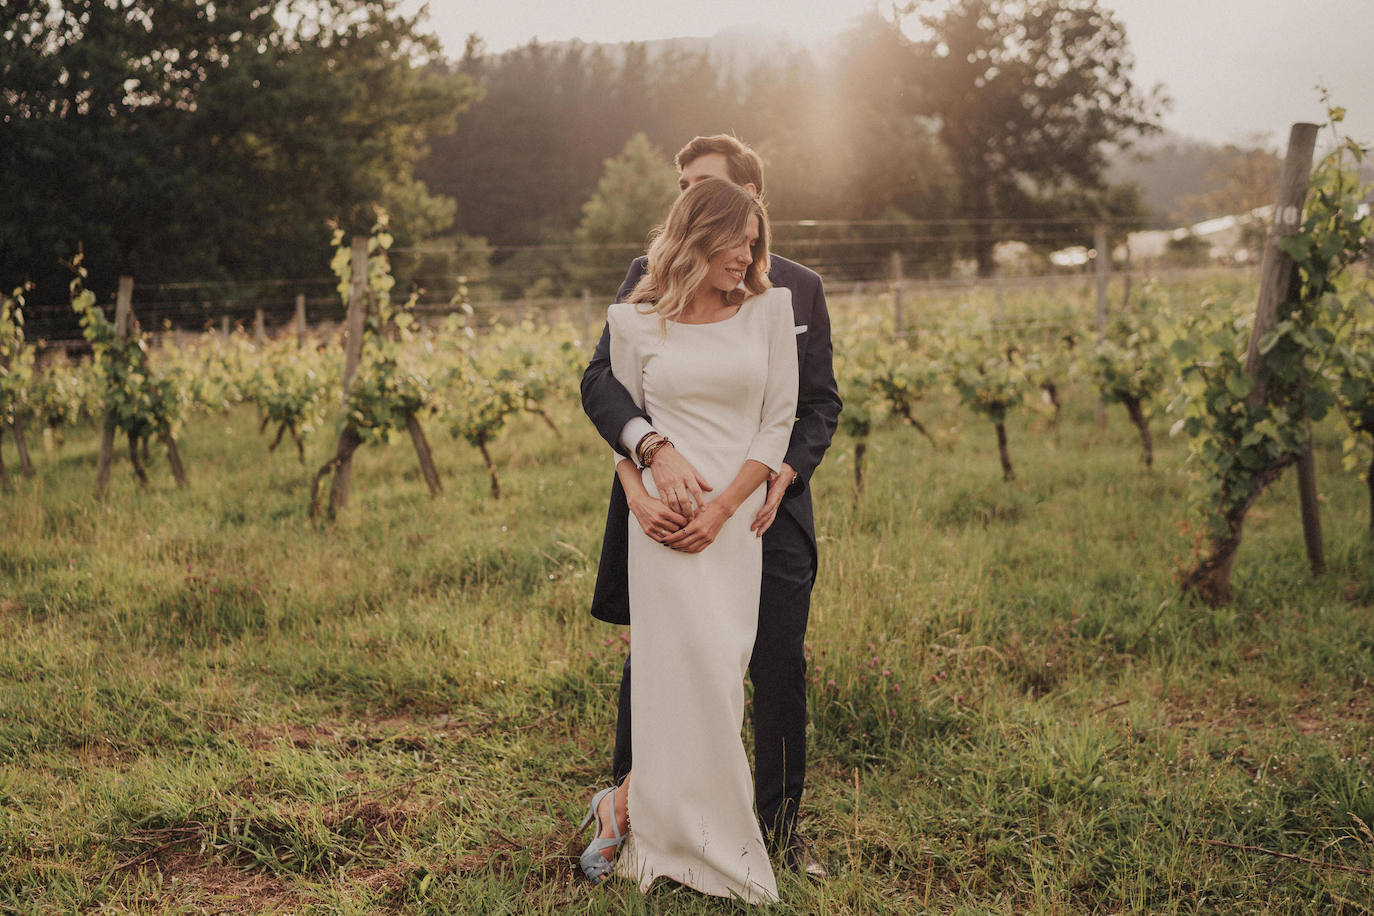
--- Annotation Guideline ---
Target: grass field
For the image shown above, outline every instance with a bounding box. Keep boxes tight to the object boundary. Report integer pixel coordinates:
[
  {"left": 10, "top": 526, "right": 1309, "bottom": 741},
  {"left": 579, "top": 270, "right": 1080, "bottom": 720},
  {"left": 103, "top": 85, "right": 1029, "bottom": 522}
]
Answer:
[{"left": 2, "top": 309, "right": 1373, "bottom": 913}]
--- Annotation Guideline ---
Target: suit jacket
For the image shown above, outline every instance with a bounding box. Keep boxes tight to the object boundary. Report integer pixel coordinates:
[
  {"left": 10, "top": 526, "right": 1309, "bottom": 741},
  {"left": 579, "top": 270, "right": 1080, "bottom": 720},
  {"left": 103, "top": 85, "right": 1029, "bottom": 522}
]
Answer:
[{"left": 580, "top": 253, "right": 842, "bottom": 625}]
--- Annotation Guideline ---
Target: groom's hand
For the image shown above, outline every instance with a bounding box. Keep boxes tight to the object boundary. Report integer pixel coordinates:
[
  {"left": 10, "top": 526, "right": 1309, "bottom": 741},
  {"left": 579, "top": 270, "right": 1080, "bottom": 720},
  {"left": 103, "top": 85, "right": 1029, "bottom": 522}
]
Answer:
[
  {"left": 649, "top": 445, "right": 712, "bottom": 519},
  {"left": 750, "top": 462, "right": 796, "bottom": 538}
]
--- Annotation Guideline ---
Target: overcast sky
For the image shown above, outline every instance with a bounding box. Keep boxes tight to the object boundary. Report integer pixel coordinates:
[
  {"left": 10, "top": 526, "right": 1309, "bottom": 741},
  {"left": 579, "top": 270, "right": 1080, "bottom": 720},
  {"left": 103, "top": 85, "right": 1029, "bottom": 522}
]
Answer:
[{"left": 419, "top": 1, "right": 1374, "bottom": 148}]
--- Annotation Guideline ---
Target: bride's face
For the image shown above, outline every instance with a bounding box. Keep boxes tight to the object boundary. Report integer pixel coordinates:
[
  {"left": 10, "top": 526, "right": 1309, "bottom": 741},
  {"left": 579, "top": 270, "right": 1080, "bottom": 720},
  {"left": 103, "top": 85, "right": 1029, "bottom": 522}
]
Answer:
[
  {"left": 697, "top": 216, "right": 763, "bottom": 295},
  {"left": 702, "top": 215, "right": 760, "bottom": 296}
]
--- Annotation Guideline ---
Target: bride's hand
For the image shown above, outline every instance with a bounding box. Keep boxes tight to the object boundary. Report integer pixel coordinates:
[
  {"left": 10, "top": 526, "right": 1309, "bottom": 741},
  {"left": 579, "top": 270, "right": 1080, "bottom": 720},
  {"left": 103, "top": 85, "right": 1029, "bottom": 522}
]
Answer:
[
  {"left": 661, "top": 500, "right": 733, "bottom": 554},
  {"left": 647, "top": 445, "right": 712, "bottom": 519},
  {"left": 627, "top": 492, "right": 688, "bottom": 543}
]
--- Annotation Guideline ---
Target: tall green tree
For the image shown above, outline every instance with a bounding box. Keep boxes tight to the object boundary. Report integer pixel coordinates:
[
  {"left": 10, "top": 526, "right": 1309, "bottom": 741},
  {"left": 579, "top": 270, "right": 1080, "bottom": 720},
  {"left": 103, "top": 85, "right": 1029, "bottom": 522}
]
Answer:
[
  {"left": 1, "top": 0, "right": 473, "bottom": 334},
  {"left": 573, "top": 132, "right": 678, "bottom": 295},
  {"left": 907, "top": 0, "right": 1164, "bottom": 275}
]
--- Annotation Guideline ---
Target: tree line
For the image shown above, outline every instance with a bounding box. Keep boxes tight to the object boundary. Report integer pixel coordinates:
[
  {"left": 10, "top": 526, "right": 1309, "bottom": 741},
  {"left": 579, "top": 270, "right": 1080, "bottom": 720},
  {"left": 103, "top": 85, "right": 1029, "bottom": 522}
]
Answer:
[
  {"left": 424, "top": 1, "right": 1166, "bottom": 296},
  {"left": 7, "top": 0, "right": 1171, "bottom": 336}
]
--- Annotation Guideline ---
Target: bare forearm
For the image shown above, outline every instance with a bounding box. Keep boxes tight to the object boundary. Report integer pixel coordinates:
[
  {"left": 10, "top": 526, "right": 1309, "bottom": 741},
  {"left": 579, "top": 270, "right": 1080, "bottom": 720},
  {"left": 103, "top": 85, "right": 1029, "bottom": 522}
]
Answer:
[
  {"left": 714, "top": 459, "right": 772, "bottom": 516},
  {"left": 615, "top": 457, "right": 647, "bottom": 499}
]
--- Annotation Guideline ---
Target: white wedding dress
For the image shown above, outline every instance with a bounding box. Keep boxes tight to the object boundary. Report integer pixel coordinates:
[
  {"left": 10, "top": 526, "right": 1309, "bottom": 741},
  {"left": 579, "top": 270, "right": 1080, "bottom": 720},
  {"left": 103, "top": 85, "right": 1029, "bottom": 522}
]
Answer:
[{"left": 607, "top": 287, "right": 798, "bottom": 904}]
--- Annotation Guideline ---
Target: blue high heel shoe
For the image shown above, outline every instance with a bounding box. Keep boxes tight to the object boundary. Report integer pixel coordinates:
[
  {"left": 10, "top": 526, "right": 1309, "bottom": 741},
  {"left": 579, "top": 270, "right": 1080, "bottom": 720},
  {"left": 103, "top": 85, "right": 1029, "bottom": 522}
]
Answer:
[{"left": 577, "top": 786, "right": 626, "bottom": 883}]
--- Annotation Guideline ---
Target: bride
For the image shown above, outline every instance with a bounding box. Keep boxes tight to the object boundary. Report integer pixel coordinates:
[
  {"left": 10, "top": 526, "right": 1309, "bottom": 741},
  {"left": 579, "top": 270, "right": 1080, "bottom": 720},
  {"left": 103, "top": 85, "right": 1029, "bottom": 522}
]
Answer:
[{"left": 577, "top": 177, "right": 798, "bottom": 904}]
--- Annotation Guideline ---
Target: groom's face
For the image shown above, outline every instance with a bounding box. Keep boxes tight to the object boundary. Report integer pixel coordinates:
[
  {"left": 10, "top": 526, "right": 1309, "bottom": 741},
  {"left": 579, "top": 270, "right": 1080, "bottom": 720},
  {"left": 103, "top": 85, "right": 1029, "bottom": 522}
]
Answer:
[{"left": 679, "top": 153, "right": 756, "bottom": 197}]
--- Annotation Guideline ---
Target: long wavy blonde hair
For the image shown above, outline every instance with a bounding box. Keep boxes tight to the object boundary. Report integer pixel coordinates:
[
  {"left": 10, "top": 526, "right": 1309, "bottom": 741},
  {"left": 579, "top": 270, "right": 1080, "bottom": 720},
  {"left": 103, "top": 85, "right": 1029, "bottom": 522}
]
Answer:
[{"left": 627, "top": 177, "right": 771, "bottom": 325}]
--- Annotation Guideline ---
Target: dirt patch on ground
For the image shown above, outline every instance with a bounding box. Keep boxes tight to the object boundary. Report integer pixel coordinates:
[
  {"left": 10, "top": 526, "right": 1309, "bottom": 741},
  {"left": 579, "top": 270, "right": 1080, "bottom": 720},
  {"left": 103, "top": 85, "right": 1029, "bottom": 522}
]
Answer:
[
  {"left": 124, "top": 851, "right": 303, "bottom": 912},
  {"left": 121, "top": 852, "right": 422, "bottom": 912},
  {"left": 237, "top": 710, "right": 562, "bottom": 756},
  {"left": 1163, "top": 686, "right": 1372, "bottom": 734},
  {"left": 240, "top": 717, "right": 438, "bottom": 753},
  {"left": 456, "top": 825, "right": 577, "bottom": 885}
]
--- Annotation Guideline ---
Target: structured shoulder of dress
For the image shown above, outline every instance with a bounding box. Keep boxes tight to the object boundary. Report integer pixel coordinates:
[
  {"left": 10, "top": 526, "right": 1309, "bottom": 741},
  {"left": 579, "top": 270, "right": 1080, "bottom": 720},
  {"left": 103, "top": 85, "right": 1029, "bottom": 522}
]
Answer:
[
  {"left": 608, "top": 299, "right": 659, "bottom": 329},
  {"left": 762, "top": 285, "right": 794, "bottom": 316}
]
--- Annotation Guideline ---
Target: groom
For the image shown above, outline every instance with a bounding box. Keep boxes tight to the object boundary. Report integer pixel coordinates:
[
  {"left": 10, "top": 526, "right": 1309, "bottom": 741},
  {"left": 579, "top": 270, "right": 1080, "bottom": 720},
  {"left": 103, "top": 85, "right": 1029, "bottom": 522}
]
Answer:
[{"left": 581, "top": 134, "right": 842, "bottom": 875}]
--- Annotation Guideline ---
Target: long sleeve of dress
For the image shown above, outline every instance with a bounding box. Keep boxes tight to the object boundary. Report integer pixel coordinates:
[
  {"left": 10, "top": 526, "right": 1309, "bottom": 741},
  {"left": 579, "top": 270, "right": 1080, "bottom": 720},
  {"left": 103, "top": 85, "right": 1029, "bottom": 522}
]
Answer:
[
  {"left": 606, "top": 303, "right": 644, "bottom": 468},
  {"left": 744, "top": 293, "right": 800, "bottom": 474}
]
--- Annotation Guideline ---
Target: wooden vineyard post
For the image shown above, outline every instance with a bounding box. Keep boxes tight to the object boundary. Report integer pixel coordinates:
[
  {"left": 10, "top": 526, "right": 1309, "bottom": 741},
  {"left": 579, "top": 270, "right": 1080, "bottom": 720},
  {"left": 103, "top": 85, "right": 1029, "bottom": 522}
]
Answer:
[
  {"left": 340, "top": 238, "right": 367, "bottom": 407},
  {"left": 296, "top": 294, "right": 307, "bottom": 347},
  {"left": 393, "top": 287, "right": 442, "bottom": 498},
  {"left": 1182, "top": 122, "right": 1319, "bottom": 602},
  {"left": 94, "top": 277, "right": 133, "bottom": 497},
  {"left": 10, "top": 415, "right": 33, "bottom": 476},
  {"left": 1295, "top": 440, "right": 1324, "bottom": 573},
  {"left": 994, "top": 267, "right": 1006, "bottom": 322},
  {"left": 311, "top": 233, "right": 444, "bottom": 518},
  {"left": 890, "top": 251, "right": 905, "bottom": 339},
  {"left": 1244, "top": 123, "right": 1323, "bottom": 575},
  {"left": 254, "top": 308, "right": 266, "bottom": 346},
  {"left": 1234, "top": 132, "right": 1326, "bottom": 576},
  {"left": 1120, "top": 237, "right": 1133, "bottom": 311},
  {"left": 406, "top": 414, "right": 443, "bottom": 497},
  {"left": 1094, "top": 223, "right": 1109, "bottom": 428},
  {"left": 220, "top": 315, "right": 230, "bottom": 341},
  {"left": 321, "top": 237, "right": 369, "bottom": 516}
]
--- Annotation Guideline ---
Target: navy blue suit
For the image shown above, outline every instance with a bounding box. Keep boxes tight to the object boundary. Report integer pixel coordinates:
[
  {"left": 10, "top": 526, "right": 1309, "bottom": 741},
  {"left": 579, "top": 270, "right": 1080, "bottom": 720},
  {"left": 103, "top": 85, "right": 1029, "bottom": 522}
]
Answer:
[{"left": 580, "top": 253, "right": 841, "bottom": 847}]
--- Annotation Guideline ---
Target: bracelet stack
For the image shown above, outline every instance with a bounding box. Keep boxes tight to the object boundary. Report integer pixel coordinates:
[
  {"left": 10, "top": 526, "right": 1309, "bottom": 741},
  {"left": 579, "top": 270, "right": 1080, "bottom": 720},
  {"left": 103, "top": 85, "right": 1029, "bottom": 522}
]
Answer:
[{"left": 635, "top": 433, "right": 672, "bottom": 468}]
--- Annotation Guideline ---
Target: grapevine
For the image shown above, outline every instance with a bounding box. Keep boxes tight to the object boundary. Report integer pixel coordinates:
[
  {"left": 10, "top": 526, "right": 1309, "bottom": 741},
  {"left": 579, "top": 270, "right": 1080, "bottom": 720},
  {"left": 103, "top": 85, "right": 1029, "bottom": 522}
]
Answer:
[
  {"left": 0, "top": 282, "right": 37, "bottom": 480},
  {"left": 311, "top": 215, "right": 443, "bottom": 518},
  {"left": 1091, "top": 301, "right": 1169, "bottom": 467},
  {"left": 1169, "top": 117, "right": 1372, "bottom": 602},
  {"left": 67, "top": 253, "right": 189, "bottom": 492},
  {"left": 435, "top": 309, "right": 523, "bottom": 500},
  {"left": 950, "top": 334, "right": 1030, "bottom": 482}
]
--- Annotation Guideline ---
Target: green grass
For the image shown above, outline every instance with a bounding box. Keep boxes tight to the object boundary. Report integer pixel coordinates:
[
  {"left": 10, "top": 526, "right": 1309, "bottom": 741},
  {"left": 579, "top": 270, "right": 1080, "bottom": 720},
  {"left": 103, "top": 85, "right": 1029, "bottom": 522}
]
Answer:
[{"left": 1, "top": 357, "right": 1372, "bottom": 913}]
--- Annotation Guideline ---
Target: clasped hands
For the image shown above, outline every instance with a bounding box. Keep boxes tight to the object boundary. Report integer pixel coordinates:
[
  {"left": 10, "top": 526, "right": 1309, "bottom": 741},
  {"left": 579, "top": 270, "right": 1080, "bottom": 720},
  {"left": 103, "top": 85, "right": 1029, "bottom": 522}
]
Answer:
[{"left": 629, "top": 444, "right": 794, "bottom": 553}]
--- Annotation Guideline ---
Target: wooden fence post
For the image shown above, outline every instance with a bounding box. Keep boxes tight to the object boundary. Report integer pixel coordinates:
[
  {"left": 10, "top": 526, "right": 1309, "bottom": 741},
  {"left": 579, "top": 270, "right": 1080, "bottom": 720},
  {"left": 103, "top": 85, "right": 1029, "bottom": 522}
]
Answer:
[
  {"left": 1183, "top": 122, "right": 1320, "bottom": 602},
  {"left": 221, "top": 314, "right": 230, "bottom": 341},
  {"left": 328, "top": 236, "right": 370, "bottom": 513},
  {"left": 340, "top": 237, "right": 368, "bottom": 406},
  {"left": 296, "top": 293, "right": 307, "bottom": 347},
  {"left": 254, "top": 308, "right": 265, "bottom": 346},
  {"left": 95, "top": 276, "right": 134, "bottom": 497},
  {"left": 1121, "top": 237, "right": 1133, "bottom": 311},
  {"left": 1244, "top": 126, "right": 1320, "bottom": 394},
  {"left": 1094, "top": 223, "right": 1109, "bottom": 428},
  {"left": 1236, "top": 123, "right": 1324, "bottom": 576},
  {"left": 890, "top": 251, "right": 905, "bottom": 338},
  {"left": 994, "top": 267, "right": 1005, "bottom": 322}
]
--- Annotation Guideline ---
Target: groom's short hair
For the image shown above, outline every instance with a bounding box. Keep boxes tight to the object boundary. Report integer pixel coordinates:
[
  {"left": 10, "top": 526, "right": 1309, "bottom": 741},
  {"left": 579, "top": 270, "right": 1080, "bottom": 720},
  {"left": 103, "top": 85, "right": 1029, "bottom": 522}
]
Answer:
[{"left": 675, "top": 135, "right": 765, "bottom": 195}]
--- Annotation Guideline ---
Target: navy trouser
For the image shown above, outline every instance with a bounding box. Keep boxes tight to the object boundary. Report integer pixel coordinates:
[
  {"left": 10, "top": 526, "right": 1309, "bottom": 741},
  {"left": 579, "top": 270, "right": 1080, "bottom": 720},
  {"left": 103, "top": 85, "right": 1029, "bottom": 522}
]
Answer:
[{"left": 611, "top": 508, "right": 815, "bottom": 848}]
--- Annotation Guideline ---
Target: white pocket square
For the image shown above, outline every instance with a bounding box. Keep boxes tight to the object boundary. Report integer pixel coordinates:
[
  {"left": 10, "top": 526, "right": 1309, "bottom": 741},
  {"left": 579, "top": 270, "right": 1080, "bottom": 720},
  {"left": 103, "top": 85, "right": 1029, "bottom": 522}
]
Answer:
[{"left": 794, "top": 325, "right": 808, "bottom": 335}]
